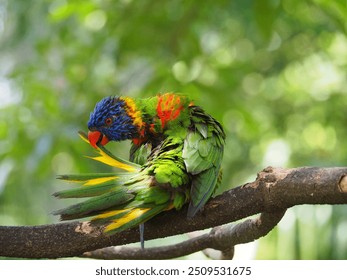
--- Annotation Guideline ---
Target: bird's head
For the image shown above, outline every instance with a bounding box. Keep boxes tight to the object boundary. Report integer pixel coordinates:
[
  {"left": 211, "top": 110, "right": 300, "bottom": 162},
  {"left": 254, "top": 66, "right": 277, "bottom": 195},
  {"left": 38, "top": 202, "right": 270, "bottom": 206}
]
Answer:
[{"left": 87, "top": 96, "right": 141, "bottom": 148}]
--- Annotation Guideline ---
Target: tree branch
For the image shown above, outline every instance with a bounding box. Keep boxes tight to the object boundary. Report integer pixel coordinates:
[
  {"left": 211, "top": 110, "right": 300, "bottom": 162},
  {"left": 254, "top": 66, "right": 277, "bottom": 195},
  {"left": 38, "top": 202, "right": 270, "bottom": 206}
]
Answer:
[
  {"left": 0, "top": 166, "right": 347, "bottom": 259},
  {"left": 83, "top": 210, "right": 286, "bottom": 260}
]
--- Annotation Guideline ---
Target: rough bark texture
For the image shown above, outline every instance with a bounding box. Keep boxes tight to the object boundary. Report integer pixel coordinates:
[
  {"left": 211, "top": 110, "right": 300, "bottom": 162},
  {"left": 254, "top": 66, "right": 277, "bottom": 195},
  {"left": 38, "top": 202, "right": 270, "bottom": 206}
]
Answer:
[
  {"left": 83, "top": 210, "right": 286, "bottom": 260},
  {"left": 1, "top": 166, "right": 347, "bottom": 259}
]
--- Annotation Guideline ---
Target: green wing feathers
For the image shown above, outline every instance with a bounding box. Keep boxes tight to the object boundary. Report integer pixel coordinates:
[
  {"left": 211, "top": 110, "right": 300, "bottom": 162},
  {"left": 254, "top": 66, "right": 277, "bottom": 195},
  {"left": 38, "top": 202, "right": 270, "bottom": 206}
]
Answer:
[
  {"left": 54, "top": 133, "right": 188, "bottom": 235},
  {"left": 183, "top": 106, "right": 226, "bottom": 218}
]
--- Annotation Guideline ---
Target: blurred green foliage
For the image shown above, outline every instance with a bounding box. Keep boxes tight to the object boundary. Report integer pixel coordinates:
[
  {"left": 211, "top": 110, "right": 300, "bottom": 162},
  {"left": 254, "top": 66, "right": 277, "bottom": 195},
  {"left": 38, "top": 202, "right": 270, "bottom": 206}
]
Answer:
[{"left": 0, "top": 0, "right": 347, "bottom": 259}]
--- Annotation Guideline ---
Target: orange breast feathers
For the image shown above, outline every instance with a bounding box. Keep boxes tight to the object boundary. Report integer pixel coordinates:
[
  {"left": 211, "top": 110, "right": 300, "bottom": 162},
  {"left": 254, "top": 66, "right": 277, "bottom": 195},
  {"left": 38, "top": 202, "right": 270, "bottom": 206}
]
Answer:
[{"left": 156, "top": 94, "right": 185, "bottom": 129}]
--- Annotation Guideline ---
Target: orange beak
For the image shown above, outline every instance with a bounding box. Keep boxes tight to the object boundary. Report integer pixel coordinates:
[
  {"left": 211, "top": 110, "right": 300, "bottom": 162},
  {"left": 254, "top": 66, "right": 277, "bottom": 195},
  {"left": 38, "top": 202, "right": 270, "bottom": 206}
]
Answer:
[{"left": 88, "top": 131, "right": 110, "bottom": 148}]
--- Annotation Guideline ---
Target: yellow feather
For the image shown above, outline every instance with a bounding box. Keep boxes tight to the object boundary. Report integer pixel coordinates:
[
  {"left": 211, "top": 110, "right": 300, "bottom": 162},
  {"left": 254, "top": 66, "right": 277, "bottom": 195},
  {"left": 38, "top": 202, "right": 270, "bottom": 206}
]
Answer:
[
  {"left": 94, "top": 209, "right": 128, "bottom": 220},
  {"left": 79, "top": 132, "right": 90, "bottom": 143},
  {"left": 104, "top": 208, "right": 150, "bottom": 232},
  {"left": 83, "top": 176, "right": 117, "bottom": 186},
  {"left": 87, "top": 149, "right": 137, "bottom": 172},
  {"left": 78, "top": 131, "right": 138, "bottom": 172}
]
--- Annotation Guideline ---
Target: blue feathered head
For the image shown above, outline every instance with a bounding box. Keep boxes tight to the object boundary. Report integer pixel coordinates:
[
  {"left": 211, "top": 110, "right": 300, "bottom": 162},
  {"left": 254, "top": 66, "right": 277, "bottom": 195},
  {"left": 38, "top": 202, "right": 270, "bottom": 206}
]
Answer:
[{"left": 87, "top": 96, "right": 139, "bottom": 147}]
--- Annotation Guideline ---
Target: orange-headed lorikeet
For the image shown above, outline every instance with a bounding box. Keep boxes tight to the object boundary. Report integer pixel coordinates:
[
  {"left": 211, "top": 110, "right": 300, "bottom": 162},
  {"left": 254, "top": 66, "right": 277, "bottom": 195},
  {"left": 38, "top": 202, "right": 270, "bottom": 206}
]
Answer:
[{"left": 54, "top": 93, "right": 225, "bottom": 244}]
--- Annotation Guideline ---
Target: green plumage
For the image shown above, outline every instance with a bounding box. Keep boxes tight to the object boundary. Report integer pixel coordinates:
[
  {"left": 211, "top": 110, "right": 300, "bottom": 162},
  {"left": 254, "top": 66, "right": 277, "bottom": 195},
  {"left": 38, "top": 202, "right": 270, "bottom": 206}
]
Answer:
[
  {"left": 54, "top": 93, "right": 225, "bottom": 236},
  {"left": 182, "top": 106, "right": 225, "bottom": 217}
]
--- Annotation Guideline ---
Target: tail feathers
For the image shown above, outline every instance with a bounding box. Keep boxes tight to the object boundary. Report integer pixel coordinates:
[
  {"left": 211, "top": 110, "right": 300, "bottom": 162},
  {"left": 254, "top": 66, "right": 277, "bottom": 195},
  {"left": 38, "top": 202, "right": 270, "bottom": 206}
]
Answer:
[
  {"left": 54, "top": 172, "right": 174, "bottom": 232},
  {"left": 57, "top": 173, "right": 118, "bottom": 183},
  {"left": 92, "top": 202, "right": 173, "bottom": 235},
  {"left": 54, "top": 173, "right": 134, "bottom": 198},
  {"left": 53, "top": 182, "right": 118, "bottom": 199},
  {"left": 53, "top": 189, "right": 134, "bottom": 220},
  {"left": 54, "top": 131, "right": 174, "bottom": 235}
]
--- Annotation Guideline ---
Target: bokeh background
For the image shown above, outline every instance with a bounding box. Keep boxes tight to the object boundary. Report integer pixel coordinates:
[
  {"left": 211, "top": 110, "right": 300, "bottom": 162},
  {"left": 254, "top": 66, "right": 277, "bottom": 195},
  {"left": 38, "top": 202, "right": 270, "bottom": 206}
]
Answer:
[{"left": 1, "top": 0, "right": 347, "bottom": 259}]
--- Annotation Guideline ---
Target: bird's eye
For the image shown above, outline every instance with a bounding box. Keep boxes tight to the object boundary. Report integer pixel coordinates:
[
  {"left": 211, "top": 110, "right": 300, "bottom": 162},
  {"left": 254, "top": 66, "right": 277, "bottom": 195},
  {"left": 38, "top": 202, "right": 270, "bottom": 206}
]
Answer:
[{"left": 105, "top": 117, "right": 113, "bottom": 126}]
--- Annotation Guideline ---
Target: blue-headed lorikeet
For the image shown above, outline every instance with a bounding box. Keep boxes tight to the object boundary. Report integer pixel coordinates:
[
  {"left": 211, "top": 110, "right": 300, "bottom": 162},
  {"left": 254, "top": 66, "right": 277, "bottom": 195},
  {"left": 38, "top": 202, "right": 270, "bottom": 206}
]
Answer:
[{"left": 54, "top": 93, "right": 225, "bottom": 243}]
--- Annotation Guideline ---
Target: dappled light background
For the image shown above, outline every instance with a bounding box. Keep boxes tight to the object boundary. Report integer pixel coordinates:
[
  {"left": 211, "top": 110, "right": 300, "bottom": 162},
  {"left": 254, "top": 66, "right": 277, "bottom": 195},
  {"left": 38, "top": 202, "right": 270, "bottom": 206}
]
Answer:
[{"left": 1, "top": 0, "right": 347, "bottom": 259}]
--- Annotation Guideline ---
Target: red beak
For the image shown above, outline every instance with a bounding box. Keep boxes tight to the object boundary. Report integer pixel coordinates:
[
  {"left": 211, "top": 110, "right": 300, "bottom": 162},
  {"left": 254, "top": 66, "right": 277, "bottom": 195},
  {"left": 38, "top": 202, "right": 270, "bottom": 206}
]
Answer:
[{"left": 88, "top": 131, "right": 110, "bottom": 148}]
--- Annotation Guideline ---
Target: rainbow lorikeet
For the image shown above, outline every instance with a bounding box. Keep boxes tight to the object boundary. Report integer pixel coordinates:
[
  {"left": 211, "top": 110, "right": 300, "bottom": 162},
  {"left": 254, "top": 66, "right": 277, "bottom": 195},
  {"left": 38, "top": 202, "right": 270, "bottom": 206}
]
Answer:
[{"left": 54, "top": 93, "right": 225, "bottom": 243}]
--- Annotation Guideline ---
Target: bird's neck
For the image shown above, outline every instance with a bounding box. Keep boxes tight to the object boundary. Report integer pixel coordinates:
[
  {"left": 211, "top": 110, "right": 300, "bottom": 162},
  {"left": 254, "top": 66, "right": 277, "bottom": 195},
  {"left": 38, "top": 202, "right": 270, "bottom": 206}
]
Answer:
[
  {"left": 123, "top": 94, "right": 190, "bottom": 146},
  {"left": 121, "top": 96, "right": 155, "bottom": 146}
]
